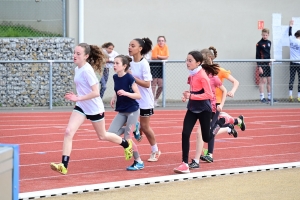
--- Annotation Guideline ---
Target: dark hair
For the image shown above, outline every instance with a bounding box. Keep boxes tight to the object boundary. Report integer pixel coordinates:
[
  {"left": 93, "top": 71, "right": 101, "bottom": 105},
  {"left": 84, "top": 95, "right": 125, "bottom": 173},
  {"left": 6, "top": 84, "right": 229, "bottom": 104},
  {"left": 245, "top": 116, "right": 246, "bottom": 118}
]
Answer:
[
  {"left": 188, "top": 50, "right": 203, "bottom": 64},
  {"left": 202, "top": 63, "right": 220, "bottom": 76},
  {"left": 115, "top": 55, "right": 132, "bottom": 71},
  {"left": 78, "top": 43, "right": 106, "bottom": 74},
  {"left": 295, "top": 30, "right": 300, "bottom": 38},
  {"left": 188, "top": 50, "right": 219, "bottom": 76},
  {"left": 102, "top": 42, "right": 114, "bottom": 48},
  {"left": 133, "top": 37, "right": 152, "bottom": 55},
  {"left": 157, "top": 36, "right": 166, "bottom": 42}
]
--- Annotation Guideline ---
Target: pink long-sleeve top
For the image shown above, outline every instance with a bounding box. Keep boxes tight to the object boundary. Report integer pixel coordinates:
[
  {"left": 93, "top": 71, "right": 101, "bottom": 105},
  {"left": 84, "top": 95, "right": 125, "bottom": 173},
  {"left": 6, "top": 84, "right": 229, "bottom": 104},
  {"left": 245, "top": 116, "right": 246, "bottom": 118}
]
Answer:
[{"left": 187, "top": 68, "right": 213, "bottom": 112}]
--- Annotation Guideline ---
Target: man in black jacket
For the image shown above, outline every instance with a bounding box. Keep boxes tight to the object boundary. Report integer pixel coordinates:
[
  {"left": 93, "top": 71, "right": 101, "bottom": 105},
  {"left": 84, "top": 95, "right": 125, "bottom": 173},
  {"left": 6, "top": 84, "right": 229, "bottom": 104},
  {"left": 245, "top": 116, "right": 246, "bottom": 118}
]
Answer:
[{"left": 256, "top": 28, "right": 276, "bottom": 103}]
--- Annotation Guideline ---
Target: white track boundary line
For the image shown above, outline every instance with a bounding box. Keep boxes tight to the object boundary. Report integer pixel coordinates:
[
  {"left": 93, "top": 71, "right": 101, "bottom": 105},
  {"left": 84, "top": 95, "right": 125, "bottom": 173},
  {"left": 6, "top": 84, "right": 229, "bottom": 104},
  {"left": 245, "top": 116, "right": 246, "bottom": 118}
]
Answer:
[{"left": 19, "top": 162, "right": 300, "bottom": 200}]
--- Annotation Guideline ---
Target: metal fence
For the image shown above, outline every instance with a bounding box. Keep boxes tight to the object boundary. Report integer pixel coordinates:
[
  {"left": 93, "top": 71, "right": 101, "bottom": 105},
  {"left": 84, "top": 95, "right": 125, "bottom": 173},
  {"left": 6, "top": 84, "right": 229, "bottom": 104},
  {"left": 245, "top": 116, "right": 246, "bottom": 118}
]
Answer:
[
  {"left": 0, "top": 60, "right": 74, "bottom": 109},
  {"left": 0, "top": 0, "right": 66, "bottom": 37},
  {"left": 0, "top": 59, "right": 299, "bottom": 109}
]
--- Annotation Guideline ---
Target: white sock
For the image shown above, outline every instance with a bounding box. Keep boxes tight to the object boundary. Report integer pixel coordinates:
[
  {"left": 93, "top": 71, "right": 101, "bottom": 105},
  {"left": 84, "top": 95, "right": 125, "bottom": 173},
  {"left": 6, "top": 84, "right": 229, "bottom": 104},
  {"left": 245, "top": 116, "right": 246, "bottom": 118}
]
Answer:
[
  {"left": 151, "top": 144, "right": 158, "bottom": 152},
  {"left": 298, "top": 92, "right": 300, "bottom": 97},
  {"left": 135, "top": 158, "right": 142, "bottom": 162},
  {"left": 237, "top": 118, "right": 242, "bottom": 125},
  {"left": 208, "top": 153, "right": 213, "bottom": 158},
  {"left": 289, "top": 90, "right": 293, "bottom": 96},
  {"left": 227, "top": 127, "right": 231, "bottom": 133},
  {"left": 260, "top": 93, "right": 264, "bottom": 100},
  {"left": 267, "top": 93, "right": 271, "bottom": 99},
  {"left": 193, "top": 159, "right": 199, "bottom": 164}
]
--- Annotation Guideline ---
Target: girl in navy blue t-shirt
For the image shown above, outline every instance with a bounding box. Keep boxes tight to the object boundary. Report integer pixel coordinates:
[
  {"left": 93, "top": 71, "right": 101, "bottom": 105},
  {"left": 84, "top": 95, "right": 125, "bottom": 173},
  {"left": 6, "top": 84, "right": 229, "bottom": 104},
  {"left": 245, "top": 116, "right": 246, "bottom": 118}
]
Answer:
[{"left": 108, "top": 55, "right": 144, "bottom": 171}]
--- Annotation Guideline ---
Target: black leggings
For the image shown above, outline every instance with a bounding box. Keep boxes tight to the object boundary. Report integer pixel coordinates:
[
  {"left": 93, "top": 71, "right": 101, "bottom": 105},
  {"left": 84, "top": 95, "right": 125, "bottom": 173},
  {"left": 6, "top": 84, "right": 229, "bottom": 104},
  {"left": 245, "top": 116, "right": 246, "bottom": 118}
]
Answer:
[
  {"left": 207, "top": 107, "right": 236, "bottom": 154},
  {"left": 182, "top": 110, "right": 212, "bottom": 163},
  {"left": 289, "top": 62, "right": 300, "bottom": 92}
]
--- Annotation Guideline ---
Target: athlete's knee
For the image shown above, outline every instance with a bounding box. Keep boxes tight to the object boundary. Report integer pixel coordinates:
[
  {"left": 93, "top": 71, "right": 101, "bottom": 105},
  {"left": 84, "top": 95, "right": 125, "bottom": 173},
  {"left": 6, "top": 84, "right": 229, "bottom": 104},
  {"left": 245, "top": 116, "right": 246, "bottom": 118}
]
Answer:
[
  {"left": 96, "top": 131, "right": 108, "bottom": 140},
  {"left": 182, "top": 131, "right": 190, "bottom": 140},
  {"left": 140, "top": 126, "right": 150, "bottom": 136},
  {"left": 182, "top": 127, "right": 192, "bottom": 137},
  {"left": 64, "top": 127, "right": 74, "bottom": 138},
  {"left": 201, "top": 132, "right": 210, "bottom": 142}
]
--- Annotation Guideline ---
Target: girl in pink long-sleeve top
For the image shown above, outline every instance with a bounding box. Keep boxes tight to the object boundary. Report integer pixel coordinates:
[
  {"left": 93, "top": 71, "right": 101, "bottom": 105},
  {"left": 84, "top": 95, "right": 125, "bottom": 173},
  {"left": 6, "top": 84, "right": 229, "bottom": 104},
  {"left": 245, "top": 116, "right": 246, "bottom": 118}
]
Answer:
[{"left": 174, "top": 50, "right": 219, "bottom": 174}]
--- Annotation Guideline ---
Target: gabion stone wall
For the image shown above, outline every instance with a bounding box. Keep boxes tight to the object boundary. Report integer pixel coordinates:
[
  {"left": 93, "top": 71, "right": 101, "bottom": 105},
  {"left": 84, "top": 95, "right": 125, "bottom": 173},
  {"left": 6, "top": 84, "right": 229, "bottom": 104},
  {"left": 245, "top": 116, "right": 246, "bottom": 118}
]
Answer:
[{"left": 0, "top": 38, "right": 75, "bottom": 107}]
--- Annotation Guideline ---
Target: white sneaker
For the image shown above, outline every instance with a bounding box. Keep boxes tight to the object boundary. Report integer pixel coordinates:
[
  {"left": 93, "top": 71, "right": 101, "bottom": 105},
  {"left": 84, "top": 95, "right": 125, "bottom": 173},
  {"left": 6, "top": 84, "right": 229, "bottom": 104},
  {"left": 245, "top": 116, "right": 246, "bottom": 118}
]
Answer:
[
  {"left": 154, "top": 100, "right": 160, "bottom": 107},
  {"left": 147, "top": 150, "right": 161, "bottom": 162}
]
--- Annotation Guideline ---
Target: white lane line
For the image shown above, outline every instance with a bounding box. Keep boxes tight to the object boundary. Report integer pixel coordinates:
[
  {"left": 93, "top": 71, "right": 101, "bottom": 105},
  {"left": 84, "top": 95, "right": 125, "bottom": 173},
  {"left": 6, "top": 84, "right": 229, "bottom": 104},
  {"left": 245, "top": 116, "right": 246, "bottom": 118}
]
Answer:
[
  {"left": 1, "top": 122, "right": 300, "bottom": 138},
  {"left": 18, "top": 162, "right": 300, "bottom": 200},
  {"left": 2, "top": 130, "right": 300, "bottom": 148}
]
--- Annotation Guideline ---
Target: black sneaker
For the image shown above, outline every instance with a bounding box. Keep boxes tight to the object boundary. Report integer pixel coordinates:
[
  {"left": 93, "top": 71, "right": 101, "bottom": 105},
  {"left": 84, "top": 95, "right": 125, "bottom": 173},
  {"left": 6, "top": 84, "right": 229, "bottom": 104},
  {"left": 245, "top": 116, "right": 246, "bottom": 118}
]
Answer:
[
  {"left": 188, "top": 159, "right": 199, "bottom": 169},
  {"left": 237, "top": 115, "right": 245, "bottom": 131},
  {"left": 201, "top": 154, "right": 213, "bottom": 163},
  {"left": 228, "top": 124, "right": 238, "bottom": 138},
  {"left": 261, "top": 98, "right": 267, "bottom": 103},
  {"left": 200, "top": 155, "right": 206, "bottom": 162},
  {"left": 268, "top": 98, "right": 277, "bottom": 103}
]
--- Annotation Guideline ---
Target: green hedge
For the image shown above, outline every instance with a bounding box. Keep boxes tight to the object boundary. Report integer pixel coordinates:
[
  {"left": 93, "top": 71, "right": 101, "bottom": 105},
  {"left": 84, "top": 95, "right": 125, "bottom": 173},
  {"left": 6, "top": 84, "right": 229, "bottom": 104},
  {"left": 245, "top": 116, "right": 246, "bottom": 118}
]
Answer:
[{"left": 0, "top": 25, "right": 62, "bottom": 37}]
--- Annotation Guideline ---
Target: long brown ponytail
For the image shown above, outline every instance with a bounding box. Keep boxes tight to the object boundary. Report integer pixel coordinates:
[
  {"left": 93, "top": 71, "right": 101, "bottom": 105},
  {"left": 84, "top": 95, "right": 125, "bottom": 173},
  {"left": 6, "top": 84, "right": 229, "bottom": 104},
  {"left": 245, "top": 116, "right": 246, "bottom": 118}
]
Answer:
[{"left": 78, "top": 43, "right": 106, "bottom": 74}]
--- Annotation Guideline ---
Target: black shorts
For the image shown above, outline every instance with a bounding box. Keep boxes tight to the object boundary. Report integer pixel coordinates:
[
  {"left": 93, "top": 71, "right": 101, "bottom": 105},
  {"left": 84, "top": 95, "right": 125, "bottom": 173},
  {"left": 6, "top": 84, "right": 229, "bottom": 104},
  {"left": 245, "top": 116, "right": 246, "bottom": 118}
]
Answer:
[
  {"left": 74, "top": 106, "right": 105, "bottom": 122},
  {"left": 150, "top": 62, "right": 163, "bottom": 78},
  {"left": 140, "top": 108, "right": 154, "bottom": 117},
  {"left": 258, "top": 63, "right": 271, "bottom": 77}
]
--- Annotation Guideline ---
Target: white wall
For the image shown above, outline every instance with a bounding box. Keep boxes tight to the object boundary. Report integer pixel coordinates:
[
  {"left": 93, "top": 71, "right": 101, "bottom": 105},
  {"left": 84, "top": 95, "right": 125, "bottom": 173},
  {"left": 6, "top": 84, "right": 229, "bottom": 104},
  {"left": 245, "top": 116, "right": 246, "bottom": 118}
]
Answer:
[
  {"left": 66, "top": 0, "right": 299, "bottom": 103},
  {"left": 67, "top": 0, "right": 299, "bottom": 60}
]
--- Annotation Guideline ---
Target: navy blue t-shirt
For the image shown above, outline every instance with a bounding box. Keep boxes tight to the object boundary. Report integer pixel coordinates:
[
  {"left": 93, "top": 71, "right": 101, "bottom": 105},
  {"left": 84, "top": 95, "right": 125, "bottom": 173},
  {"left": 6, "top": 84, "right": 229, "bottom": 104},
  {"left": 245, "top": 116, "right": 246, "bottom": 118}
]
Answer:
[{"left": 113, "top": 73, "right": 139, "bottom": 113}]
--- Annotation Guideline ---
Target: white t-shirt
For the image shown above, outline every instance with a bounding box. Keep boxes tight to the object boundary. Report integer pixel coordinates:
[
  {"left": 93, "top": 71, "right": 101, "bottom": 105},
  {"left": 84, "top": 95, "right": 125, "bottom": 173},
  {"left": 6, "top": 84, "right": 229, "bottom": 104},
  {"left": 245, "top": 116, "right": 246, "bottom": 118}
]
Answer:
[
  {"left": 104, "top": 49, "right": 119, "bottom": 68},
  {"left": 144, "top": 52, "right": 151, "bottom": 61},
  {"left": 289, "top": 36, "right": 300, "bottom": 63},
  {"left": 74, "top": 62, "right": 105, "bottom": 115},
  {"left": 130, "top": 58, "right": 154, "bottom": 109}
]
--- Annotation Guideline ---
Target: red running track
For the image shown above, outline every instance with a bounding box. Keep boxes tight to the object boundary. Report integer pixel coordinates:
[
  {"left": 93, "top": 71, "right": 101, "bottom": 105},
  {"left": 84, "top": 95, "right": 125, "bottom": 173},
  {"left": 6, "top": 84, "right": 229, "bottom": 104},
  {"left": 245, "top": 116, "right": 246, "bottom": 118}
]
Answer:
[{"left": 0, "top": 108, "right": 299, "bottom": 193}]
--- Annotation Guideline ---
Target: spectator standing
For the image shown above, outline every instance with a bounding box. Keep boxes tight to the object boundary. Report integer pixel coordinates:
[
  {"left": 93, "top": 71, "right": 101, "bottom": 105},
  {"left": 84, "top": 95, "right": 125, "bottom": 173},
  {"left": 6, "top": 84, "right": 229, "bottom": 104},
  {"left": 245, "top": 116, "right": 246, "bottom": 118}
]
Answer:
[
  {"left": 150, "top": 36, "right": 169, "bottom": 107},
  {"left": 256, "top": 28, "right": 276, "bottom": 103},
  {"left": 100, "top": 42, "right": 119, "bottom": 99},
  {"left": 288, "top": 20, "right": 300, "bottom": 102}
]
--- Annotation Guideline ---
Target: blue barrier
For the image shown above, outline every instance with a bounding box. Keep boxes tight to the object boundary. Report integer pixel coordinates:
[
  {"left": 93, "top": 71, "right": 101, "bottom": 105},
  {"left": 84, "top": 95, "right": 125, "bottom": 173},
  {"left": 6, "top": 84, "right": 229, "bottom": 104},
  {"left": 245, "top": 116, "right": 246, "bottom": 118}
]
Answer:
[{"left": 0, "top": 144, "right": 19, "bottom": 200}]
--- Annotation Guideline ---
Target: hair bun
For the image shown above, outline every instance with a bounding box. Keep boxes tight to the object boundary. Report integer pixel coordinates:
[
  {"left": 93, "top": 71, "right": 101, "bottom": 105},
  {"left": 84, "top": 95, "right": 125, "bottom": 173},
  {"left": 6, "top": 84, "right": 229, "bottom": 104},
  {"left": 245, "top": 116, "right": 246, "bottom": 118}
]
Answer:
[{"left": 125, "top": 55, "right": 132, "bottom": 63}]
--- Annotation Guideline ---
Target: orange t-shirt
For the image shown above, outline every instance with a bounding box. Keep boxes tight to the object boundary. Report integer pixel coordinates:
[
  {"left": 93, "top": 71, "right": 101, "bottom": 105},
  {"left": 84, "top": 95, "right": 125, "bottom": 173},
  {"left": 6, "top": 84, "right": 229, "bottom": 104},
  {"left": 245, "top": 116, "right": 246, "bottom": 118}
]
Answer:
[
  {"left": 215, "top": 67, "right": 231, "bottom": 103},
  {"left": 151, "top": 44, "right": 169, "bottom": 59}
]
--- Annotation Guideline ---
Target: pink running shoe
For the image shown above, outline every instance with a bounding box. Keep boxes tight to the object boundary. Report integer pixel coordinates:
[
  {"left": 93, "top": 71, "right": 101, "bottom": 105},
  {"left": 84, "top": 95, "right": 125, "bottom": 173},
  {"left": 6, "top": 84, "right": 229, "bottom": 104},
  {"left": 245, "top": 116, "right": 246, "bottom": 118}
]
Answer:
[{"left": 174, "top": 162, "right": 190, "bottom": 174}]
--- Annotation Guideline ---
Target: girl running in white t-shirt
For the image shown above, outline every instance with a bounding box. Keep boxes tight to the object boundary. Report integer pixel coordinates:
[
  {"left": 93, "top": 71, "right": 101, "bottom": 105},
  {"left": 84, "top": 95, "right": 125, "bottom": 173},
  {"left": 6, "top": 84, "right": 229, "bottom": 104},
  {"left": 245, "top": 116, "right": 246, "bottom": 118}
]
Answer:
[
  {"left": 128, "top": 37, "right": 161, "bottom": 162},
  {"left": 50, "top": 43, "right": 133, "bottom": 175}
]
